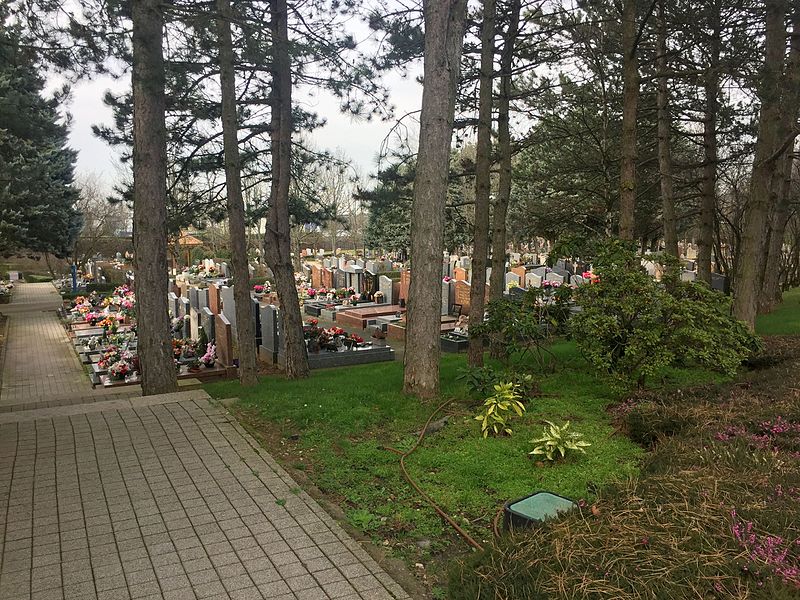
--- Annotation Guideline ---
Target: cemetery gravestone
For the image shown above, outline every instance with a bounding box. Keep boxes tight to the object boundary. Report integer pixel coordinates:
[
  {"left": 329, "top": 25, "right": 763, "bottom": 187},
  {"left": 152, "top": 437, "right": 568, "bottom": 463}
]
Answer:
[
  {"left": 168, "top": 292, "right": 180, "bottom": 318},
  {"left": 511, "top": 266, "right": 527, "bottom": 282},
  {"left": 545, "top": 272, "right": 565, "bottom": 285},
  {"left": 335, "top": 269, "right": 347, "bottom": 290},
  {"left": 201, "top": 308, "right": 216, "bottom": 342},
  {"left": 455, "top": 280, "right": 471, "bottom": 315},
  {"left": 441, "top": 280, "right": 452, "bottom": 315},
  {"left": 197, "top": 288, "right": 209, "bottom": 310},
  {"left": 379, "top": 276, "right": 394, "bottom": 305},
  {"left": 252, "top": 298, "right": 262, "bottom": 348},
  {"left": 525, "top": 272, "right": 542, "bottom": 289},
  {"left": 220, "top": 286, "right": 237, "bottom": 336},
  {"left": 259, "top": 305, "right": 280, "bottom": 364},
  {"left": 532, "top": 266, "right": 547, "bottom": 278},
  {"left": 190, "top": 306, "right": 201, "bottom": 340},
  {"left": 711, "top": 273, "right": 729, "bottom": 294},
  {"left": 505, "top": 272, "right": 521, "bottom": 290},
  {"left": 215, "top": 314, "right": 234, "bottom": 367},
  {"left": 208, "top": 284, "right": 222, "bottom": 314}
]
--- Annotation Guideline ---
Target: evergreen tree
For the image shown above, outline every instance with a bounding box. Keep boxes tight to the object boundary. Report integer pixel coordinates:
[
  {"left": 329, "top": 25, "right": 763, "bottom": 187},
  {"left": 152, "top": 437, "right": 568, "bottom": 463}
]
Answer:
[{"left": 0, "top": 21, "right": 81, "bottom": 258}]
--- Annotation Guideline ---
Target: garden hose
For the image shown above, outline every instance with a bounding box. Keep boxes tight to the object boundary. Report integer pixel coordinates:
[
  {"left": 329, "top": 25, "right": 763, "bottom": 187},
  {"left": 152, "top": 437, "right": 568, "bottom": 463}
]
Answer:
[{"left": 384, "top": 399, "right": 486, "bottom": 552}]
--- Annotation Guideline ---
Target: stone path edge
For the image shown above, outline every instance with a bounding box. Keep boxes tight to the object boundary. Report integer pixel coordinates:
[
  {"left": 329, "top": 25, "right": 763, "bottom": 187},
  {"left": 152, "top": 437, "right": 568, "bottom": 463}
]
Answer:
[
  {"left": 0, "top": 310, "right": 10, "bottom": 398},
  {"left": 0, "top": 389, "right": 211, "bottom": 424},
  {"left": 226, "top": 400, "right": 429, "bottom": 600}
]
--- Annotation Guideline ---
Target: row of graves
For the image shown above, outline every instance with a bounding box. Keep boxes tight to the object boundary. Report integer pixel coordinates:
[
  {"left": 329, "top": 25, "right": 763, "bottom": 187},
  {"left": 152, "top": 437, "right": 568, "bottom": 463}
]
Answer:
[
  {"left": 172, "top": 256, "right": 400, "bottom": 370},
  {"left": 62, "top": 284, "right": 228, "bottom": 388}
]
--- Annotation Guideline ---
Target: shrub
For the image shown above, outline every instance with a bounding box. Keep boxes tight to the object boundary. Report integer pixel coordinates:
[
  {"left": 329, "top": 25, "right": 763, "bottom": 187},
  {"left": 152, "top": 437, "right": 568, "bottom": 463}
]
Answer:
[
  {"left": 471, "top": 286, "right": 572, "bottom": 368},
  {"left": 459, "top": 366, "right": 536, "bottom": 400},
  {"left": 474, "top": 383, "right": 526, "bottom": 437},
  {"left": 570, "top": 240, "right": 761, "bottom": 387},
  {"left": 529, "top": 420, "right": 591, "bottom": 461}
]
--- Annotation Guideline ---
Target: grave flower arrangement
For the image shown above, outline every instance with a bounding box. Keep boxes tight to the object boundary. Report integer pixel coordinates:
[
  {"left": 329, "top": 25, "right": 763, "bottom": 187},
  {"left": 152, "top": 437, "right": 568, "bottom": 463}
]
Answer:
[
  {"left": 85, "top": 311, "right": 104, "bottom": 325},
  {"left": 582, "top": 270, "right": 600, "bottom": 284},
  {"left": 98, "top": 314, "right": 123, "bottom": 334},
  {"left": 108, "top": 360, "right": 133, "bottom": 380},
  {"left": 200, "top": 343, "right": 216, "bottom": 367},
  {"left": 253, "top": 284, "right": 265, "bottom": 294}
]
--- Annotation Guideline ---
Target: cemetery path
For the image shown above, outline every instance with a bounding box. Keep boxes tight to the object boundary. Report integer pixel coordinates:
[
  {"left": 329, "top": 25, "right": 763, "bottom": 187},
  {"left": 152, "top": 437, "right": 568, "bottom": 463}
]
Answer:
[
  {"left": 0, "top": 283, "right": 411, "bottom": 600},
  {"left": 0, "top": 283, "right": 90, "bottom": 408}
]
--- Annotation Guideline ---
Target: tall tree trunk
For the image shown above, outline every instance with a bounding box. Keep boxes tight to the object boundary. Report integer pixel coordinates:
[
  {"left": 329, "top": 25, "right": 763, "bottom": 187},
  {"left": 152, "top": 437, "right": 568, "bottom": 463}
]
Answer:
[
  {"left": 468, "top": 0, "right": 496, "bottom": 368},
  {"left": 217, "top": 0, "right": 257, "bottom": 386},
  {"left": 761, "top": 154, "right": 795, "bottom": 311},
  {"left": 403, "top": 0, "right": 468, "bottom": 398},
  {"left": 760, "top": 5, "right": 800, "bottom": 312},
  {"left": 697, "top": 0, "right": 721, "bottom": 284},
  {"left": 266, "top": 0, "right": 309, "bottom": 379},
  {"left": 131, "top": 0, "right": 177, "bottom": 396},
  {"left": 618, "top": 0, "right": 639, "bottom": 240},
  {"left": 732, "top": 0, "right": 790, "bottom": 329},
  {"left": 655, "top": 0, "right": 678, "bottom": 257},
  {"left": 490, "top": 0, "right": 521, "bottom": 301}
]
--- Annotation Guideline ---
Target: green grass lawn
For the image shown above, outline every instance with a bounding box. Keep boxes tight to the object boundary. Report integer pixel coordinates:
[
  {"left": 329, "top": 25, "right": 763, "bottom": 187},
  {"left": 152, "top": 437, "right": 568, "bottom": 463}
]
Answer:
[
  {"left": 756, "top": 287, "right": 800, "bottom": 335},
  {"left": 204, "top": 342, "right": 724, "bottom": 566}
]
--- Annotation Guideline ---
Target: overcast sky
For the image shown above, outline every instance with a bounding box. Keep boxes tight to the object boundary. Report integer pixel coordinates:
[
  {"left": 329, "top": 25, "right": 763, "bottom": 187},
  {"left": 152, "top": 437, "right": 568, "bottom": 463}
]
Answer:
[{"left": 64, "top": 57, "right": 424, "bottom": 194}]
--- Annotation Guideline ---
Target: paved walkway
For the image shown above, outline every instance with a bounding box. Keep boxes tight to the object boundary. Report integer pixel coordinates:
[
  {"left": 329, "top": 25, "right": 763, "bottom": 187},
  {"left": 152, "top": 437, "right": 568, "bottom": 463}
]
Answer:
[
  {"left": 0, "top": 284, "right": 89, "bottom": 407},
  {"left": 0, "top": 284, "right": 409, "bottom": 600}
]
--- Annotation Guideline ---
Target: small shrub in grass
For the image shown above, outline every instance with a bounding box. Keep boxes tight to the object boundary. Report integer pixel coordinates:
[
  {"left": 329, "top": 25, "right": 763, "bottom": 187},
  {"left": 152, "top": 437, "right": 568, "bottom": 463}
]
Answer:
[
  {"left": 474, "top": 383, "right": 526, "bottom": 437},
  {"left": 529, "top": 420, "right": 591, "bottom": 460},
  {"left": 570, "top": 239, "right": 761, "bottom": 388},
  {"left": 458, "top": 365, "right": 537, "bottom": 400}
]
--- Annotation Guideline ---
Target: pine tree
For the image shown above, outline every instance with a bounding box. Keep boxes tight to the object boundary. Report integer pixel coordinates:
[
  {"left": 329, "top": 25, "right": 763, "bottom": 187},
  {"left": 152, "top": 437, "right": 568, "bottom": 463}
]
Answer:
[{"left": 0, "top": 21, "right": 81, "bottom": 258}]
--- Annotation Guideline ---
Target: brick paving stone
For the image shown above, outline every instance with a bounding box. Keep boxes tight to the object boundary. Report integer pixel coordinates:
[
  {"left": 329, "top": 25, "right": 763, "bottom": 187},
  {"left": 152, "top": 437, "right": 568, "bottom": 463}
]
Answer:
[{"left": 0, "top": 284, "right": 412, "bottom": 599}]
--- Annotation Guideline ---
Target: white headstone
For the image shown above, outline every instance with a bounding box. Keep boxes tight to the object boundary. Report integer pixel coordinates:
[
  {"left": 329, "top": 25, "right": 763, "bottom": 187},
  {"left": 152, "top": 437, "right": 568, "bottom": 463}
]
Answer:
[
  {"left": 505, "top": 272, "right": 520, "bottom": 289},
  {"left": 526, "top": 273, "right": 542, "bottom": 288},
  {"left": 379, "top": 276, "right": 394, "bottom": 305}
]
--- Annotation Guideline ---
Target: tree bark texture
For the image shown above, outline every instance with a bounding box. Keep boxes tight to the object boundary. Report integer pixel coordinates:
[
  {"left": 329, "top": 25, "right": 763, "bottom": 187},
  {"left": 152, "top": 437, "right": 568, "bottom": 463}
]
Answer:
[
  {"left": 697, "top": 0, "right": 721, "bottom": 284},
  {"left": 217, "top": 0, "right": 258, "bottom": 386},
  {"left": 266, "top": 0, "right": 309, "bottom": 379},
  {"left": 490, "top": 0, "right": 521, "bottom": 302},
  {"left": 655, "top": 0, "right": 678, "bottom": 258},
  {"left": 131, "top": 0, "right": 178, "bottom": 396},
  {"left": 467, "top": 0, "right": 496, "bottom": 368},
  {"left": 618, "top": 0, "right": 639, "bottom": 240},
  {"left": 403, "top": 0, "right": 468, "bottom": 398},
  {"left": 760, "top": 4, "right": 800, "bottom": 311},
  {"left": 733, "top": 0, "right": 790, "bottom": 329}
]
